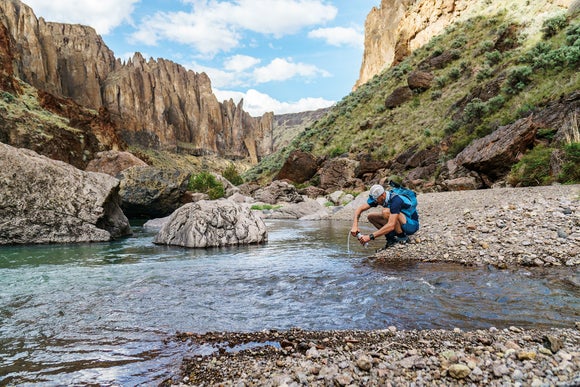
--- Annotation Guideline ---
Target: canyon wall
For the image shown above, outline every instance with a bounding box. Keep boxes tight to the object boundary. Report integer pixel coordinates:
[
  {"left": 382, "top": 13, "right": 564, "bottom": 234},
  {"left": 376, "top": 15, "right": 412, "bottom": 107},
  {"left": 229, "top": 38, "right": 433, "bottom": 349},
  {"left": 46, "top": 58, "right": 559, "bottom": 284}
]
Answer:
[
  {"left": 0, "top": 0, "right": 273, "bottom": 161},
  {"left": 355, "top": 0, "right": 572, "bottom": 89}
]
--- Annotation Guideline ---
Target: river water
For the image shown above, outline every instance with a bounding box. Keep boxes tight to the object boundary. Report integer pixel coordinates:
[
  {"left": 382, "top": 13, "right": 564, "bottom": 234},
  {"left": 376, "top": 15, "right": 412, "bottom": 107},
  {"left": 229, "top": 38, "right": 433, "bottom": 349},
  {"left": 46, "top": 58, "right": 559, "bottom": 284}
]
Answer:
[{"left": 1, "top": 219, "right": 578, "bottom": 385}]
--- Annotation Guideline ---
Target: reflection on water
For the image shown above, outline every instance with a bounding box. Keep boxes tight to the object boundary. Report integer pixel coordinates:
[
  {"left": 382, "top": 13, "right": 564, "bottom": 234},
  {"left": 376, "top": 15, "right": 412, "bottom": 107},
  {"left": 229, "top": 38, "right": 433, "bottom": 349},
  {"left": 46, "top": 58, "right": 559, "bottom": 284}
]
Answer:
[{"left": 0, "top": 219, "right": 578, "bottom": 385}]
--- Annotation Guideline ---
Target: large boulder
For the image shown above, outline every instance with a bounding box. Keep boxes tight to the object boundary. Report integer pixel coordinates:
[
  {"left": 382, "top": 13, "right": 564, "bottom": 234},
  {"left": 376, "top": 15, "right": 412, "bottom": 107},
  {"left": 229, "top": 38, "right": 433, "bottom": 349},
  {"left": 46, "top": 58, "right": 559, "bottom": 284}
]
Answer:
[
  {"left": 252, "top": 181, "right": 304, "bottom": 204},
  {"left": 407, "top": 70, "right": 434, "bottom": 91},
  {"left": 455, "top": 115, "right": 537, "bottom": 179},
  {"left": 118, "top": 166, "right": 190, "bottom": 218},
  {"left": 153, "top": 199, "right": 267, "bottom": 248},
  {"left": 85, "top": 150, "right": 147, "bottom": 177},
  {"left": 275, "top": 150, "right": 318, "bottom": 183},
  {"left": 0, "top": 142, "right": 131, "bottom": 244},
  {"left": 385, "top": 86, "right": 413, "bottom": 109}
]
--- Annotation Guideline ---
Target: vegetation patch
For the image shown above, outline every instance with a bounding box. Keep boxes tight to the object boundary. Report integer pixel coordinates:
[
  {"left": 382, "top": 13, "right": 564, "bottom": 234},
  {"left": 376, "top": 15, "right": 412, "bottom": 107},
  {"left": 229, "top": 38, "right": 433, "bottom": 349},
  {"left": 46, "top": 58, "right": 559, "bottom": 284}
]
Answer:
[{"left": 188, "top": 171, "right": 225, "bottom": 200}]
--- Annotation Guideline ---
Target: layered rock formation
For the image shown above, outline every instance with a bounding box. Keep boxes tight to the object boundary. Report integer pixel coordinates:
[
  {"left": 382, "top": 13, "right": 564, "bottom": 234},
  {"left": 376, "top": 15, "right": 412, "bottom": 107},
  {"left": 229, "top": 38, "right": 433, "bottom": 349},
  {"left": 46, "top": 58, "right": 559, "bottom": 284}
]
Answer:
[
  {"left": 0, "top": 142, "right": 131, "bottom": 244},
  {"left": 355, "top": 0, "right": 572, "bottom": 89},
  {"left": 0, "top": 0, "right": 273, "bottom": 161}
]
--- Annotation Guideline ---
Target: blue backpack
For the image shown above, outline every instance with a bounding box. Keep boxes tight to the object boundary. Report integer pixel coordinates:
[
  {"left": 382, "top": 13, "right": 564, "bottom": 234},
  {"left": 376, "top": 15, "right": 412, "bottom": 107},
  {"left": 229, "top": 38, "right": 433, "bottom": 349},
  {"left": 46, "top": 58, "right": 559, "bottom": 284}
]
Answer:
[{"left": 389, "top": 182, "right": 418, "bottom": 219}]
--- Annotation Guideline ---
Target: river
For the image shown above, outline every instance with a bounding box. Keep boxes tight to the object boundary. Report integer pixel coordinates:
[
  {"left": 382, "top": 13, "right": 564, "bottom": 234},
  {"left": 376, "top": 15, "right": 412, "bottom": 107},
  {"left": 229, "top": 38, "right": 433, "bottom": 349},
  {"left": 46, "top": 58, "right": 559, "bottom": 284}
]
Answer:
[{"left": 1, "top": 219, "right": 578, "bottom": 385}]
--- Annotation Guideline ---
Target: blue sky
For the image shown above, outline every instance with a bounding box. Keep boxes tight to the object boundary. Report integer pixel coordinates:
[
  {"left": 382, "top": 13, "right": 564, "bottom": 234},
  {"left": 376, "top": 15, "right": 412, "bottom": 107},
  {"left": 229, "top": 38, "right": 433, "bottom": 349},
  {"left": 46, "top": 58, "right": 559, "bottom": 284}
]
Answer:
[{"left": 23, "top": 0, "right": 379, "bottom": 116}]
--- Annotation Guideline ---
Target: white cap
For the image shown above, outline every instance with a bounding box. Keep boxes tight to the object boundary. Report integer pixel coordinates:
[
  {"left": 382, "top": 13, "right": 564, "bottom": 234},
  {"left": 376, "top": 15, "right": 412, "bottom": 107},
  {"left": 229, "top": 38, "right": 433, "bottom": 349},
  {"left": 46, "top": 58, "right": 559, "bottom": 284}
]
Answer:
[{"left": 369, "top": 184, "right": 385, "bottom": 200}]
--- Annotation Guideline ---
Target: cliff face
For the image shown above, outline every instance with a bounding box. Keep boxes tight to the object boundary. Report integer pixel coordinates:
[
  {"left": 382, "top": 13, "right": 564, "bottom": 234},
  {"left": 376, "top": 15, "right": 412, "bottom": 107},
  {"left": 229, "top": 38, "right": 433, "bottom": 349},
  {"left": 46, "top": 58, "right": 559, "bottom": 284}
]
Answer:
[
  {"left": 0, "top": 0, "right": 273, "bottom": 160},
  {"left": 355, "top": 0, "right": 572, "bottom": 89}
]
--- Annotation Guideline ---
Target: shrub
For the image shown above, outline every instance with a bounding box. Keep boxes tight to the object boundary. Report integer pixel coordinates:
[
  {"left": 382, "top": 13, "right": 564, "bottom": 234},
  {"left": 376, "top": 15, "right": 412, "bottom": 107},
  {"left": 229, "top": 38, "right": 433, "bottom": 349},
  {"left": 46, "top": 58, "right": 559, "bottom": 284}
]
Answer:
[
  {"left": 451, "top": 36, "right": 467, "bottom": 49},
  {"left": 516, "top": 103, "right": 536, "bottom": 118},
  {"left": 435, "top": 76, "right": 447, "bottom": 88},
  {"left": 449, "top": 67, "right": 461, "bottom": 80},
  {"left": 444, "top": 120, "right": 461, "bottom": 135},
  {"left": 463, "top": 98, "right": 488, "bottom": 122},
  {"left": 300, "top": 142, "right": 314, "bottom": 152},
  {"left": 484, "top": 50, "right": 502, "bottom": 66},
  {"left": 504, "top": 66, "right": 533, "bottom": 94},
  {"left": 329, "top": 146, "right": 346, "bottom": 158},
  {"left": 541, "top": 14, "right": 568, "bottom": 39},
  {"left": 188, "top": 171, "right": 225, "bottom": 199},
  {"left": 558, "top": 142, "right": 580, "bottom": 183},
  {"left": 222, "top": 163, "right": 244, "bottom": 186},
  {"left": 486, "top": 95, "right": 505, "bottom": 113},
  {"left": 565, "top": 22, "right": 580, "bottom": 46},
  {"left": 507, "top": 145, "right": 553, "bottom": 186},
  {"left": 476, "top": 66, "right": 494, "bottom": 81},
  {"left": 522, "top": 40, "right": 580, "bottom": 70},
  {"left": 1, "top": 91, "right": 15, "bottom": 103},
  {"left": 477, "top": 40, "right": 495, "bottom": 54},
  {"left": 431, "top": 90, "right": 442, "bottom": 100},
  {"left": 393, "top": 62, "right": 412, "bottom": 79}
]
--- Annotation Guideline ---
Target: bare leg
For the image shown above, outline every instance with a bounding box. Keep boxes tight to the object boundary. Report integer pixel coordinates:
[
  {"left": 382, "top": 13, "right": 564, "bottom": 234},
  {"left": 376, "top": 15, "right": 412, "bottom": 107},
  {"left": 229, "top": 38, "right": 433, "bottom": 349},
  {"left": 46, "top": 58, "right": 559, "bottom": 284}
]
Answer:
[{"left": 368, "top": 208, "right": 389, "bottom": 230}]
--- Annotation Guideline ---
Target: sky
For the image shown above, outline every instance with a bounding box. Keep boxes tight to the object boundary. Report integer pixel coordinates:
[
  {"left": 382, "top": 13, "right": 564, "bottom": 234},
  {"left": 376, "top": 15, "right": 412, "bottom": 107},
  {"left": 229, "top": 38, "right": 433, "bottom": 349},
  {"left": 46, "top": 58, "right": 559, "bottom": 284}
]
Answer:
[{"left": 23, "top": 0, "right": 379, "bottom": 116}]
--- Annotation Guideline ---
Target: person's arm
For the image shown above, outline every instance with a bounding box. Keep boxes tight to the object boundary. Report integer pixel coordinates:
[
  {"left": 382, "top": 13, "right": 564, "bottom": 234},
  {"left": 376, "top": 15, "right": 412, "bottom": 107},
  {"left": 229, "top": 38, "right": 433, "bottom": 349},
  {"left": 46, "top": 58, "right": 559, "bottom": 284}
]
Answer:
[
  {"left": 370, "top": 213, "right": 398, "bottom": 238},
  {"left": 350, "top": 203, "right": 371, "bottom": 236}
]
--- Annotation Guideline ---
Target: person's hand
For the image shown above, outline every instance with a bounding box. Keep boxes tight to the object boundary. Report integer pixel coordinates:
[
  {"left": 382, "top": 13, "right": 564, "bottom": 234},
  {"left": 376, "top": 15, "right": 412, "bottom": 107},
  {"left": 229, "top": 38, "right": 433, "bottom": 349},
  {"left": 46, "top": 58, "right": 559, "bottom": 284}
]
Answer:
[
  {"left": 350, "top": 228, "right": 359, "bottom": 237},
  {"left": 359, "top": 234, "right": 370, "bottom": 244}
]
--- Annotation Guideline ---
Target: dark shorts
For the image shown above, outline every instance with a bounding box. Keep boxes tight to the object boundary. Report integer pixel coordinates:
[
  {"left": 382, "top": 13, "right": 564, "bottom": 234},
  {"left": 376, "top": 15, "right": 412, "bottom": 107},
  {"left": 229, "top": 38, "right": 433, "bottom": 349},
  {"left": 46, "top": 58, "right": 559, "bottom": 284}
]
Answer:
[{"left": 402, "top": 217, "right": 419, "bottom": 235}]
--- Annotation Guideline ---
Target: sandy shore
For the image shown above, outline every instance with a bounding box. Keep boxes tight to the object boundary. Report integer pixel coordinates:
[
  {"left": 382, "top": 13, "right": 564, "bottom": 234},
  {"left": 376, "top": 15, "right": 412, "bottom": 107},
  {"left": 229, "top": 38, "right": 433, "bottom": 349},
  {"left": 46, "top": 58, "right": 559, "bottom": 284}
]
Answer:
[{"left": 165, "top": 185, "right": 579, "bottom": 386}]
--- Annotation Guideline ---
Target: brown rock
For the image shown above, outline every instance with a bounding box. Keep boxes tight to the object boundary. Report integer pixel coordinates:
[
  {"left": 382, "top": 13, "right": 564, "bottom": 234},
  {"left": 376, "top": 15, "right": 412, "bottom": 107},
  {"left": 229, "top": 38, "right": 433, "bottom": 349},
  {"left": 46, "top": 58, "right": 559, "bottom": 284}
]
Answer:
[
  {"left": 86, "top": 150, "right": 148, "bottom": 177},
  {"left": 275, "top": 150, "right": 318, "bottom": 183},
  {"left": 407, "top": 70, "right": 434, "bottom": 90},
  {"left": 455, "top": 116, "right": 537, "bottom": 179},
  {"left": 428, "top": 51, "right": 459, "bottom": 69},
  {"left": 385, "top": 86, "right": 413, "bottom": 109},
  {"left": 319, "top": 158, "right": 359, "bottom": 191}
]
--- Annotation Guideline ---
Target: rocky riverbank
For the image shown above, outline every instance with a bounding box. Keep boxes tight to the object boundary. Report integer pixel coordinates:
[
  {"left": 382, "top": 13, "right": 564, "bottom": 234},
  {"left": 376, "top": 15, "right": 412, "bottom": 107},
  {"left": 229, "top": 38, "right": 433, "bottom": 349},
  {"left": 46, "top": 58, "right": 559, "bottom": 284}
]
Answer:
[
  {"left": 337, "top": 184, "right": 580, "bottom": 268},
  {"left": 166, "top": 185, "right": 579, "bottom": 386}
]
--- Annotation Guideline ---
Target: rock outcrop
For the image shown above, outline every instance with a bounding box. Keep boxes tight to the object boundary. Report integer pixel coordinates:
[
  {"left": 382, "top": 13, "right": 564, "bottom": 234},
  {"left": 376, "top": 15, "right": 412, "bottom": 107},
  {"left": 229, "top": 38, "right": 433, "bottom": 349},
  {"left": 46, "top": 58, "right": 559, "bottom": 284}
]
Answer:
[
  {"left": 85, "top": 150, "right": 148, "bottom": 177},
  {"left": 0, "top": 0, "right": 273, "bottom": 161},
  {"left": 0, "top": 142, "right": 131, "bottom": 244},
  {"left": 153, "top": 199, "right": 267, "bottom": 248},
  {"left": 118, "top": 166, "right": 191, "bottom": 218},
  {"left": 355, "top": 0, "right": 572, "bottom": 89}
]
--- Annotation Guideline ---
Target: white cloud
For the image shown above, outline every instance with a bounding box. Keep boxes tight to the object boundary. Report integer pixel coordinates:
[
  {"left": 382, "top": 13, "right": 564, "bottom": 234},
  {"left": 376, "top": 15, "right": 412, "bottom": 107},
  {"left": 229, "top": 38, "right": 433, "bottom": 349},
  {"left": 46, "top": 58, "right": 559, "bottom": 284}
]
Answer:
[
  {"left": 214, "top": 88, "right": 335, "bottom": 116},
  {"left": 224, "top": 55, "right": 261, "bottom": 72},
  {"left": 186, "top": 57, "right": 330, "bottom": 88},
  {"left": 23, "top": 0, "right": 138, "bottom": 35},
  {"left": 132, "top": 0, "right": 337, "bottom": 55},
  {"left": 308, "top": 26, "right": 364, "bottom": 48},
  {"left": 253, "top": 58, "right": 330, "bottom": 83}
]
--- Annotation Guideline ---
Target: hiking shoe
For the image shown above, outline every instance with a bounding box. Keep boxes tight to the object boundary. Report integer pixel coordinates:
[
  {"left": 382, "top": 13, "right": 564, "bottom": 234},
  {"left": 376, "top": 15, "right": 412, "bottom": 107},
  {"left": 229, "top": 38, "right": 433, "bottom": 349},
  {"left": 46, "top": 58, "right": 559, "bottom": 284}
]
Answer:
[
  {"left": 375, "top": 236, "right": 395, "bottom": 252},
  {"left": 395, "top": 234, "right": 409, "bottom": 244}
]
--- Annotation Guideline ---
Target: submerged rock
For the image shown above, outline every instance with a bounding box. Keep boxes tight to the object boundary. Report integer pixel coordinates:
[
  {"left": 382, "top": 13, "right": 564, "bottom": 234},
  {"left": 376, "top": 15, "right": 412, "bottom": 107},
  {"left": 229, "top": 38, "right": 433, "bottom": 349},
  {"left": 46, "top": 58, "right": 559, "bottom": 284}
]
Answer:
[
  {"left": 153, "top": 199, "right": 267, "bottom": 248},
  {"left": 0, "top": 142, "right": 131, "bottom": 244}
]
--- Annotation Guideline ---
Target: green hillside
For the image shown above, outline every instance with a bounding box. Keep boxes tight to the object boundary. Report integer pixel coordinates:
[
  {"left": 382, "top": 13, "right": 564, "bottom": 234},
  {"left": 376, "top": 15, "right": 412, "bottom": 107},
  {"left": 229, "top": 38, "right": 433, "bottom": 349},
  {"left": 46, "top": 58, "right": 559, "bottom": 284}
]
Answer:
[{"left": 244, "top": 10, "right": 580, "bottom": 187}]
